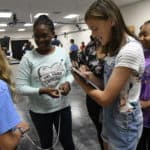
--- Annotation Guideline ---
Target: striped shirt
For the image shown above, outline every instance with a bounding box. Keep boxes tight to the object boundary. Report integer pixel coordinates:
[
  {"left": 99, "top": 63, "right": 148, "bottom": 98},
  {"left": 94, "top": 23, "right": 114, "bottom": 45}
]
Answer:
[{"left": 104, "top": 36, "right": 145, "bottom": 112}]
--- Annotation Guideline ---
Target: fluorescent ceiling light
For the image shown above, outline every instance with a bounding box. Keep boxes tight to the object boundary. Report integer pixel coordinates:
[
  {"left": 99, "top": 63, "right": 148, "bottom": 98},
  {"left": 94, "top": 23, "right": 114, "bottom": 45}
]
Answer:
[
  {"left": 18, "top": 28, "right": 25, "bottom": 31},
  {"left": 34, "top": 13, "right": 48, "bottom": 18},
  {"left": 0, "top": 29, "right": 6, "bottom": 32},
  {"left": 24, "top": 23, "right": 33, "bottom": 27},
  {"left": 0, "top": 23, "right": 7, "bottom": 27},
  {"left": 0, "top": 12, "right": 12, "bottom": 18},
  {"left": 64, "top": 14, "right": 79, "bottom": 19}
]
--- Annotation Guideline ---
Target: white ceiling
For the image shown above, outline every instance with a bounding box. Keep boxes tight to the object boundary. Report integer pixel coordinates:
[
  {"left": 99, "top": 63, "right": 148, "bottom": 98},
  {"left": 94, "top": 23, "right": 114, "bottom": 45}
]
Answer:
[{"left": 0, "top": 0, "right": 142, "bottom": 33}]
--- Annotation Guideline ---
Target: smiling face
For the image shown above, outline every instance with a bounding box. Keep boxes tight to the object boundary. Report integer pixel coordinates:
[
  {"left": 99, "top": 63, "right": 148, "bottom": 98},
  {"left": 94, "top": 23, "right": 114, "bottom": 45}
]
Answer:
[
  {"left": 86, "top": 18, "right": 114, "bottom": 47},
  {"left": 139, "top": 23, "right": 150, "bottom": 49},
  {"left": 34, "top": 24, "right": 54, "bottom": 52}
]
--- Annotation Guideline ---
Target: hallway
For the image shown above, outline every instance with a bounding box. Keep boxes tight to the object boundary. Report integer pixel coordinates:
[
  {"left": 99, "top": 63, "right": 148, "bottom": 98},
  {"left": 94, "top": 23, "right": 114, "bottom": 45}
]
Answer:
[{"left": 11, "top": 65, "right": 101, "bottom": 150}]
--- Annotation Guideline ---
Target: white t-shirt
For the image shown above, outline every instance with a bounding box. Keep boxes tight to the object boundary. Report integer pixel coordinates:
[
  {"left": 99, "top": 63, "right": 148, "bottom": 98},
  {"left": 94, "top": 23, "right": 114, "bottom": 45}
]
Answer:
[{"left": 104, "top": 36, "right": 145, "bottom": 112}]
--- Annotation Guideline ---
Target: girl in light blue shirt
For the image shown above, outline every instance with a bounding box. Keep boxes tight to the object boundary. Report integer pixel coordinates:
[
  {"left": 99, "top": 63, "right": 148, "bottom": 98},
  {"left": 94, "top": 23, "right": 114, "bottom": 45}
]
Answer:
[
  {"left": 16, "top": 15, "right": 75, "bottom": 150},
  {"left": 0, "top": 50, "right": 29, "bottom": 150}
]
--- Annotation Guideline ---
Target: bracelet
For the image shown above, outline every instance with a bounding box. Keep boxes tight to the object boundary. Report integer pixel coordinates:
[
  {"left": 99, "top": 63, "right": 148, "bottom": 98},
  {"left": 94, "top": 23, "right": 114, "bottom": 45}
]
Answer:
[
  {"left": 17, "top": 127, "right": 25, "bottom": 135},
  {"left": 12, "top": 127, "right": 25, "bottom": 136}
]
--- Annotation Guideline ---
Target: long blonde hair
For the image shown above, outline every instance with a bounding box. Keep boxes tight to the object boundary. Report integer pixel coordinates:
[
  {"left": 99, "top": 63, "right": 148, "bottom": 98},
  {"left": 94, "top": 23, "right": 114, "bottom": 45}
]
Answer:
[{"left": 0, "top": 49, "right": 15, "bottom": 94}]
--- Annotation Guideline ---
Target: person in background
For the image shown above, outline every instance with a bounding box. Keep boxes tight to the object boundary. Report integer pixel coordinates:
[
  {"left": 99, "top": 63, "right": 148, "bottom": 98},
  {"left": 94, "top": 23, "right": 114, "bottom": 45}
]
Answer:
[
  {"left": 0, "top": 50, "right": 29, "bottom": 150},
  {"left": 25, "top": 41, "right": 33, "bottom": 51},
  {"left": 16, "top": 15, "right": 75, "bottom": 150},
  {"left": 78, "top": 35, "right": 105, "bottom": 150},
  {"left": 22, "top": 41, "right": 33, "bottom": 55},
  {"left": 80, "top": 41, "right": 86, "bottom": 52},
  {"left": 69, "top": 39, "right": 79, "bottom": 66},
  {"left": 51, "top": 35, "right": 63, "bottom": 47},
  {"left": 127, "top": 25, "right": 136, "bottom": 36},
  {"left": 137, "top": 20, "right": 150, "bottom": 150},
  {"left": 73, "top": 0, "right": 144, "bottom": 150},
  {"left": 22, "top": 42, "right": 27, "bottom": 55}
]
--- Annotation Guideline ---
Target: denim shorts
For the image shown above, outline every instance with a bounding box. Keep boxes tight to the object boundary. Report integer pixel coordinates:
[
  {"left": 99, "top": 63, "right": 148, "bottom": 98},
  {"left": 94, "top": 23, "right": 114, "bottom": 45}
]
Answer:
[{"left": 101, "top": 102, "right": 143, "bottom": 150}]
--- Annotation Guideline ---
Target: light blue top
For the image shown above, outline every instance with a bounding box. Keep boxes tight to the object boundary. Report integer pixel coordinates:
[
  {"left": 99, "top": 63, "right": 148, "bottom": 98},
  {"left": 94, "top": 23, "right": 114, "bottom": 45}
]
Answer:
[
  {"left": 16, "top": 47, "right": 74, "bottom": 113},
  {"left": 0, "top": 80, "right": 21, "bottom": 134},
  {"left": 70, "top": 44, "right": 78, "bottom": 52}
]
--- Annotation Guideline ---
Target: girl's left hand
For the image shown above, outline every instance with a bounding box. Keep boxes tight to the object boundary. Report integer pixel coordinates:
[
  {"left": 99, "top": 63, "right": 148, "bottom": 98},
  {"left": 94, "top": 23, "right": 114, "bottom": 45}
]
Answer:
[{"left": 59, "top": 82, "right": 71, "bottom": 96}]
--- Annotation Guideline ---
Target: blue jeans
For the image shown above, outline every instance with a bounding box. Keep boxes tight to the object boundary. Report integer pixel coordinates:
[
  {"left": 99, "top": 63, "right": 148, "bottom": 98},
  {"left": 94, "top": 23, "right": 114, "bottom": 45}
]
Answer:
[{"left": 102, "top": 101, "right": 143, "bottom": 150}]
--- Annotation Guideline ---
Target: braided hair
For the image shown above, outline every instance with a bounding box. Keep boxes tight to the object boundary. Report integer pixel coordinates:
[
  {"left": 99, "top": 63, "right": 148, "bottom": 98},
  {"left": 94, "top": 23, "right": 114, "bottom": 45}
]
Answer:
[{"left": 33, "top": 15, "right": 55, "bottom": 33}]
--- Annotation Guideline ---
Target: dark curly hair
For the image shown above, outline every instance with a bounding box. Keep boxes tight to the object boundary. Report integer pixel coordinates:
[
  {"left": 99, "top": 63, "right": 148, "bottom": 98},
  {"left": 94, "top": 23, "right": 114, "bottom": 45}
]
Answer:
[{"left": 33, "top": 15, "right": 55, "bottom": 33}]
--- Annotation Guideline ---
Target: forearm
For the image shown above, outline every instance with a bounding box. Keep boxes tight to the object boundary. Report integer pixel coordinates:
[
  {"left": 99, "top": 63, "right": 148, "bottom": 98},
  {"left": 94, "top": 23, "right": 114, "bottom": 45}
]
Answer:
[
  {"left": 0, "top": 131, "right": 21, "bottom": 150},
  {"left": 76, "top": 77, "right": 109, "bottom": 106},
  {"left": 0, "top": 122, "right": 29, "bottom": 150},
  {"left": 87, "top": 72, "right": 104, "bottom": 89},
  {"left": 78, "top": 66, "right": 104, "bottom": 89},
  {"left": 16, "top": 58, "right": 39, "bottom": 96},
  {"left": 39, "top": 87, "right": 49, "bottom": 95},
  {"left": 16, "top": 85, "right": 39, "bottom": 96},
  {"left": 145, "top": 101, "right": 150, "bottom": 107},
  {"left": 141, "top": 100, "right": 150, "bottom": 108},
  {"left": 147, "top": 101, "right": 150, "bottom": 107}
]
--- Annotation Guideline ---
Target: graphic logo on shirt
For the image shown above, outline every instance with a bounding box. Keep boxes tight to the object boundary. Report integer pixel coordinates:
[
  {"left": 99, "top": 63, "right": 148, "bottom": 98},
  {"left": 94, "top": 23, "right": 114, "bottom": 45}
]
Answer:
[{"left": 38, "top": 63, "right": 65, "bottom": 88}]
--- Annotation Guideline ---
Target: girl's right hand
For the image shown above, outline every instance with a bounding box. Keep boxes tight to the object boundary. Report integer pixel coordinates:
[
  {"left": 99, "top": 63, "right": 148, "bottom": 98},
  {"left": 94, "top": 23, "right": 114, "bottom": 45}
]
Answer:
[
  {"left": 47, "top": 88, "right": 60, "bottom": 98},
  {"left": 39, "top": 87, "right": 60, "bottom": 98},
  {"left": 79, "top": 65, "right": 89, "bottom": 72}
]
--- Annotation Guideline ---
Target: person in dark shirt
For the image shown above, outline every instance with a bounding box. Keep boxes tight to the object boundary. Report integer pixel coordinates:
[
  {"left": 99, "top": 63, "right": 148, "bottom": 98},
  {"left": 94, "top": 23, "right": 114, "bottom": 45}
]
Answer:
[
  {"left": 51, "top": 35, "right": 63, "bottom": 47},
  {"left": 78, "top": 35, "right": 105, "bottom": 150},
  {"left": 80, "top": 41, "right": 86, "bottom": 52}
]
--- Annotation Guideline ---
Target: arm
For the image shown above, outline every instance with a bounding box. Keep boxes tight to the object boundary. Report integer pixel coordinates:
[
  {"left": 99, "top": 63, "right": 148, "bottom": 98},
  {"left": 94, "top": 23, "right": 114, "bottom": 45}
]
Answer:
[
  {"left": 16, "top": 56, "right": 39, "bottom": 95},
  {"left": 79, "top": 65, "right": 104, "bottom": 89},
  {"left": 140, "top": 100, "right": 150, "bottom": 109},
  {"left": 58, "top": 53, "right": 74, "bottom": 95},
  {"left": 16, "top": 55, "right": 65, "bottom": 97},
  {"left": 63, "top": 53, "right": 74, "bottom": 84},
  {"left": 74, "top": 66, "right": 132, "bottom": 106},
  {"left": 0, "top": 122, "right": 29, "bottom": 150},
  {"left": 0, "top": 131, "right": 21, "bottom": 150}
]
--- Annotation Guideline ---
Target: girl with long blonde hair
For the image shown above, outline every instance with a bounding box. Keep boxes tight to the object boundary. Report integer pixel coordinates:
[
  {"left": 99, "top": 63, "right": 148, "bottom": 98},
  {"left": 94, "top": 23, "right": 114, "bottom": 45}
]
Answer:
[
  {"left": 0, "top": 50, "right": 15, "bottom": 94},
  {"left": 0, "top": 49, "right": 29, "bottom": 150},
  {"left": 74, "top": 0, "right": 144, "bottom": 149}
]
